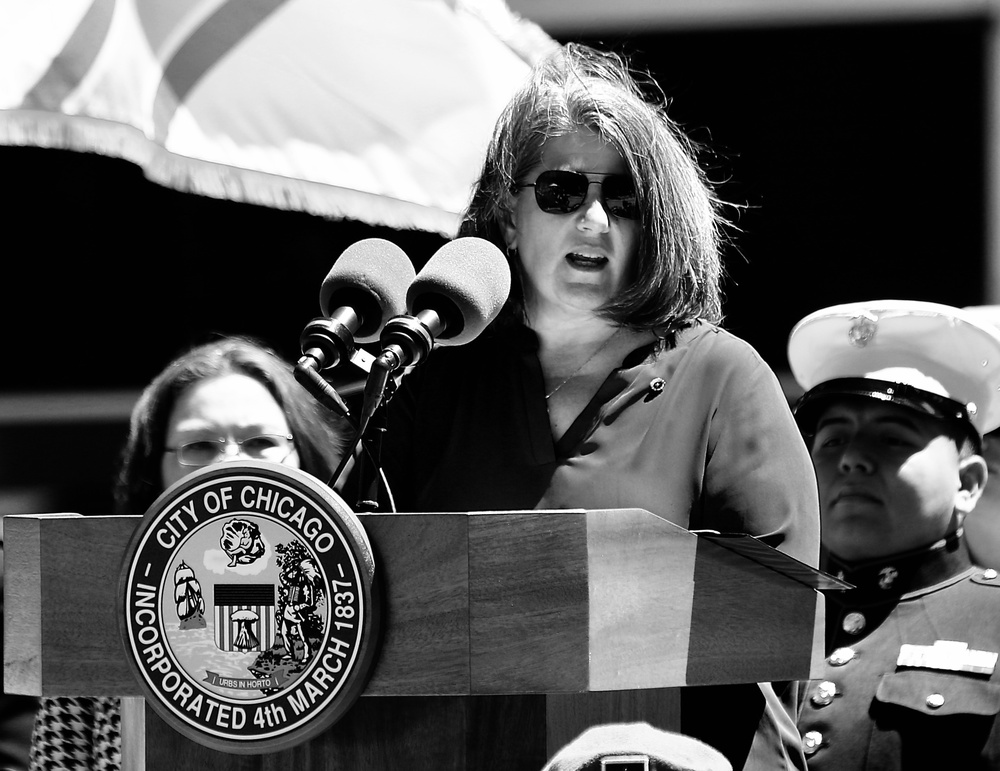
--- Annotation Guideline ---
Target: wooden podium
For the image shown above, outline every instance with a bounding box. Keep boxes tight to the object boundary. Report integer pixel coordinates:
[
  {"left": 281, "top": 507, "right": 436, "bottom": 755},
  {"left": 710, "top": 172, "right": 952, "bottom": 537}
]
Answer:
[{"left": 5, "top": 508, "right": 834, "bottom": 770}]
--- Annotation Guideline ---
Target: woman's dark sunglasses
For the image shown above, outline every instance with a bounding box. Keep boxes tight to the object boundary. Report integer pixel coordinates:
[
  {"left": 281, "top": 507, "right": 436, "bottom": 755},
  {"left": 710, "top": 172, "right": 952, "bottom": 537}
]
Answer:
[{"left": 518, "top": 170, "right": 638, "bottom": 220}]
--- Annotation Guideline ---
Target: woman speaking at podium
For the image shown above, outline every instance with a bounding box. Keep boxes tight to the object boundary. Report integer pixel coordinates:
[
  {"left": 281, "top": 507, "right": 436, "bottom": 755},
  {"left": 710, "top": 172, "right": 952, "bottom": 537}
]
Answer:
[
  {"left": 378, "top": 43, "right": 819, "bottom": 771},
  {"left": 29, "top": 336, "right": 346, "bottom": 770}
]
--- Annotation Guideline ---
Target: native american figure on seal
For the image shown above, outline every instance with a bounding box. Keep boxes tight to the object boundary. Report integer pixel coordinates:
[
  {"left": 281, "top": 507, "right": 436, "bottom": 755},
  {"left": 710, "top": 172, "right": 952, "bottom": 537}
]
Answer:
[{"left": 277, "top": 548, "right": 325, "bottom": 663}]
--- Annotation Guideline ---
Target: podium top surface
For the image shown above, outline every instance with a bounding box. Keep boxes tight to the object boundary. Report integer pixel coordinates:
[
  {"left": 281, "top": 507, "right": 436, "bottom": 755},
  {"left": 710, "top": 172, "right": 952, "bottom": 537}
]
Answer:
[{"left": 4, "top": 507, "right": 828, "bottom": 697}]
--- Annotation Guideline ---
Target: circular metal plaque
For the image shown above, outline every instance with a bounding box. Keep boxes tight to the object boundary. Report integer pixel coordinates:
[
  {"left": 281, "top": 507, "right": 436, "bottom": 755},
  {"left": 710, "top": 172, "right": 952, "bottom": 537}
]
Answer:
[{"left": 118, "top": 461, "right": 379, "bottom": 754}]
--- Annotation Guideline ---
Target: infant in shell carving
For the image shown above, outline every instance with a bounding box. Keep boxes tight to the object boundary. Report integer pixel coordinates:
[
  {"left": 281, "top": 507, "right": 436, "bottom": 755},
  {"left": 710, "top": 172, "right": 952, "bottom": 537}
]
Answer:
[{"left": 220, "top": 518, "right": 266, "bottom": 567}]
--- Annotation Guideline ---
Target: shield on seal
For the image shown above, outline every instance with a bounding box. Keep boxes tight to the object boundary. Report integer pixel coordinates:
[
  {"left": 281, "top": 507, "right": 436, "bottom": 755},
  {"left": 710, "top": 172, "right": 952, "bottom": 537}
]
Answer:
[{"left": 214, "top": 584, "right": 277, "bottom": 653}]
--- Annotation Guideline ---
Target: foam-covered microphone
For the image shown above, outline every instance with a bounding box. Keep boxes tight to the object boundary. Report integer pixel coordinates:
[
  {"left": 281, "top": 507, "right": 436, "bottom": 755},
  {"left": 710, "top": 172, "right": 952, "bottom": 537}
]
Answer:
[
  {"left": 296, "top": 238, "right": 415, "bottom": 419},
  {"left": 298, "top": 238, "right": 415, "bottom": 372},
  {"left": 357, "top": 237, "right": 511, "bottom": 433},
  {"left": 376, "top": 236, "right": 511, "bottom": 372}
]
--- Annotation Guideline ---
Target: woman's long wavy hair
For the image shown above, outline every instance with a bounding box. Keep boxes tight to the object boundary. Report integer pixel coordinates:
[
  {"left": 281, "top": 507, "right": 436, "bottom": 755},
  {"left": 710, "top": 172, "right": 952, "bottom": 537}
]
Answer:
[
  {"left": 113, "top": 336, "right": 347, "bottom": 516},
  {"left": 459, "top": 43, "right": 730, "bottom": 332}
]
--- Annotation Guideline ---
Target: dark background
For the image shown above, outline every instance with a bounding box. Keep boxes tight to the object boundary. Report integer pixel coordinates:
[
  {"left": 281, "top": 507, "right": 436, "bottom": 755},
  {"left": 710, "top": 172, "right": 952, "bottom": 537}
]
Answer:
[
  {"left": 575, "top": 19, "right": 988, "bottom": 348},
  {"left": 1, "top": 18, "right": 989, "bottom": 514}
]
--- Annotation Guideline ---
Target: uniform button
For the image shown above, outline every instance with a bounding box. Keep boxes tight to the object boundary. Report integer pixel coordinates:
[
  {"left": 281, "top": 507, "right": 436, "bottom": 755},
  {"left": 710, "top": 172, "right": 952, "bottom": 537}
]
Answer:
[
  {"left": 811, "top": 680, "right": 838, "bottom": 707},
  {"left": 984, "top": 568, "right": 998, "bottom": 580},
  {"left": 649, "top": 377, "right": 666, "bottom": 394},
  {"left": 926, "top": 693, "right": 945, "bottom": 709},
  {"left": 829, "top": 647, "right": 857, "bottom": 666},
  {"left": 802, "top": 730, "right": 823, "bottom": 755},
  {"left": 842, "top": 611, "right": 866, "bottom": 635}
]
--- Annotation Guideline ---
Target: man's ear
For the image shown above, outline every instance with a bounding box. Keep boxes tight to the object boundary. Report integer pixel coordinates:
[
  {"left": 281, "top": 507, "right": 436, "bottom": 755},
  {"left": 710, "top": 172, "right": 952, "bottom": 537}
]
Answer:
[{"left": 956, "top": 454, "right": 988, "bottom": 516}]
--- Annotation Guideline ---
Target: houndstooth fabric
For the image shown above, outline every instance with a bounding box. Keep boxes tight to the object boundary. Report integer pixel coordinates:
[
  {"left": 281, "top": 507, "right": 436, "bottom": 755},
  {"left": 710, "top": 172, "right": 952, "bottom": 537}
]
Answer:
[{"left": 28, "top": 697, "right": 120, "bottom": 771}]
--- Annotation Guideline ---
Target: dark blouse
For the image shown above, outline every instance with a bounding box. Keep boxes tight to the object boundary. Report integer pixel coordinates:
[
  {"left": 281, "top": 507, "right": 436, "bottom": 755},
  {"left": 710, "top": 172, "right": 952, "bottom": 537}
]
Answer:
[
  {"left": 377, "top": 321, "right": 821, "bottom": 770},
  {"left": 380, "top": 322, "right": 818, "bottom": 563}
]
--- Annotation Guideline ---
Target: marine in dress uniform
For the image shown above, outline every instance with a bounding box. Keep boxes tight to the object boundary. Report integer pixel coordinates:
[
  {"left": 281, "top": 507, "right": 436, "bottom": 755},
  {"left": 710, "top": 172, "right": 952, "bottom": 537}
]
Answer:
[{"left": 787, "top": 300, "right": 1000, "bottom": 770}]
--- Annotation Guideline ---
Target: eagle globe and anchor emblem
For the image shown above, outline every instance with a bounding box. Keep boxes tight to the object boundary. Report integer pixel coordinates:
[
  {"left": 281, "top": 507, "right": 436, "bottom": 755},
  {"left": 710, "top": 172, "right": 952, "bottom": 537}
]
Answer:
[{"left": 117, "top": 460, "right": 380, "bottom": 754}]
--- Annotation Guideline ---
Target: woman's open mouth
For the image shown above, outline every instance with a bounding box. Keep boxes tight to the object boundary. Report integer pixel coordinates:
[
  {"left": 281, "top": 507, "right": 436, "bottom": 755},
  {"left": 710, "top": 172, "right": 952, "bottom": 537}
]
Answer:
[{"left": 566, "top": 252, "right": 607, "bottom": 270}]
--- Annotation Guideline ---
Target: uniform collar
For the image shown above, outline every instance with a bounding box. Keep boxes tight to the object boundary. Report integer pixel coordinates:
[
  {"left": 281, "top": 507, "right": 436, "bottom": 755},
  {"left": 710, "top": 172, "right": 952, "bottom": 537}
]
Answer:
[{"left": 823, "top": 529, "right": 971, "bottom": 596}]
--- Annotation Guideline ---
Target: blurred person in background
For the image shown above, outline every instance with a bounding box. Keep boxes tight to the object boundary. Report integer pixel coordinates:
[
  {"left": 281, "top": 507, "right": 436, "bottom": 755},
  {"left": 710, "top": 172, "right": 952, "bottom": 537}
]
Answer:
[{"left": 29, "top": 336, "right": 346, "bottom": 770}]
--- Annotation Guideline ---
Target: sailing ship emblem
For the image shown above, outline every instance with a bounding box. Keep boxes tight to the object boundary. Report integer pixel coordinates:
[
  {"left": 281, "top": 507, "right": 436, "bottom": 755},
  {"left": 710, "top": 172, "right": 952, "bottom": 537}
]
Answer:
[{"left": 173, "top": 561, "right": 206, "bottom": 630}]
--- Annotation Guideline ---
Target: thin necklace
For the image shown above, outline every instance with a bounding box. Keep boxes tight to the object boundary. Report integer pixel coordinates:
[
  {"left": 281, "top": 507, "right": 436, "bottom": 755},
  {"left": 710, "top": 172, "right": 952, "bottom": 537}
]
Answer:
[{"left": 544, "top": 328, "right": 621, "bottom": 400}]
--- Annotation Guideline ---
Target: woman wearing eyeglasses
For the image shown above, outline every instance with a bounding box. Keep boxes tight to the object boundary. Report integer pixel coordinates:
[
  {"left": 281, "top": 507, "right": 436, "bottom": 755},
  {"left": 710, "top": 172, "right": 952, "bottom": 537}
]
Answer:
[
  {"left": 29, "top": 336, "right": 346, "bottom": 771},
  {"left": 378, "top": 44, "right": 819, "bottom": 771},
  {"left": 117, "top": 336, "right": 346, "bottom": 518}
]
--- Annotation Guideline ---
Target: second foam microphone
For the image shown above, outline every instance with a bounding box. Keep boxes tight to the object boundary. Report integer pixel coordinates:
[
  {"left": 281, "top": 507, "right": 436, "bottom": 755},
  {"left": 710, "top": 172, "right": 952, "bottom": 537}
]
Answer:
[
  {"left": 374, "top": 236, "right": 512, "bottom": 373},
  {"left": 355, "top": 237, "right": 512, "bottom": 435}
]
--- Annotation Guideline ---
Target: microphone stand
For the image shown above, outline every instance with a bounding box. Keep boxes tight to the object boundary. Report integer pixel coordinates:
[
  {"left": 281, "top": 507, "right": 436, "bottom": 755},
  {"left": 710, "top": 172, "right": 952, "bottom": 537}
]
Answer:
[
  {"left": 294, "top": 344, "right": 381, "bottom": 505},
  {"left": 317, "top": 305, "right": 448, "bottom": 509},
  {"left": 355, "top": 389, "right": 393, "bottom": 512},
  {"left": 328, "top": 313, "right": 437, "bottom": 507},
  {"left": 327, "top": 363, "right": 398, "bottom": 511}
]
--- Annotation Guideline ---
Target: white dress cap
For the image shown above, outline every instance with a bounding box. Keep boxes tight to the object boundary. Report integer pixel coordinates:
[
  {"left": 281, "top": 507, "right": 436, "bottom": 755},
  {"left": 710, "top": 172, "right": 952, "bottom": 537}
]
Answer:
[
  {"left": 542, "top": 722, "right": 731, "bottom": 771},
  {"left": 787, "top": 299, "right": 1000, "bottom": 436}
]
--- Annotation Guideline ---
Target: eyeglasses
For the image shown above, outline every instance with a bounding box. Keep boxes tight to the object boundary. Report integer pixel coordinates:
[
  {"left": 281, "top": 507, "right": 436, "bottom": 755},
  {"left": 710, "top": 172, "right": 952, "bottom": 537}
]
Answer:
[
  {"left": 518, "top": 170, "right": 637, "bottom": 220},
  {"left": 165, "top": 434, "right": 295, "bottom": 467}
]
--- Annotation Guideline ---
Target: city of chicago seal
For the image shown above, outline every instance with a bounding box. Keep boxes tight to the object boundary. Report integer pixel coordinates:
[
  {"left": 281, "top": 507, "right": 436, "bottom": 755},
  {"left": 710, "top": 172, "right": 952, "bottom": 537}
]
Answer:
[{"left": 118, "top": 460, "right": 379, "bottom": 754}]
